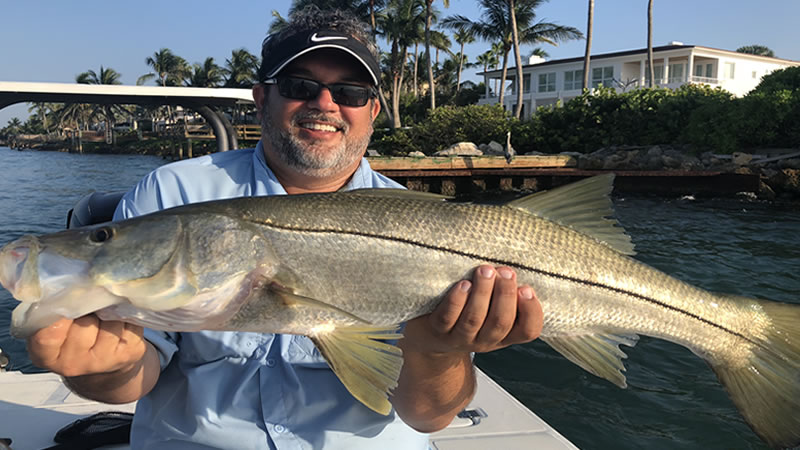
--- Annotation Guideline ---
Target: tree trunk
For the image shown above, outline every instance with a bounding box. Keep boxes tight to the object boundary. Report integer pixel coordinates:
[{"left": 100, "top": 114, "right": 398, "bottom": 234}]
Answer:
[
  {"left": 510, "top": 0, "right": 524, "bottom": 119},
  {"left": 413, "top": 43, "right": 419, "bottom": 97},
  {"left": 647, "top": 0, "right": 655, "bottom": 88},
  {"left": 582, "top": 0, "right": 594, "bottom": 91},
  {"left": 390, "top": 39, "right": 403, "bottom": 129},
  {"left": 498, "top": 49, "right": 509, "bottom": 108},
  {"left": 425, "top": 0, "right": 436, "bottom": 110},
  {"left": 456, "top": 42, "right": 464, "bottom": 92}
]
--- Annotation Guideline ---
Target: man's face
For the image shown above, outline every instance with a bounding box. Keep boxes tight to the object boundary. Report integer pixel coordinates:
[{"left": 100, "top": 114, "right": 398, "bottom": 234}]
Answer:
[{"left": 255, "top": 48, "right": 380, "bottom": 180}]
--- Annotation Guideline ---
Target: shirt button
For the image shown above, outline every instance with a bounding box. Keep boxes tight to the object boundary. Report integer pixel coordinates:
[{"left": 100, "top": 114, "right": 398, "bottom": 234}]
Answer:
[
  {"left": 265, "top": 358, "right": 276, "bottom": 367},
  {"left": 274, "top": 424, "right": 286, "bottom": 433}
]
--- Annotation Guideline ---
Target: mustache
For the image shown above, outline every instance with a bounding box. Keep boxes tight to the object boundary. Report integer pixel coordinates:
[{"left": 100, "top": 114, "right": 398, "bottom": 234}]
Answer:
[{"left": 291, "top": 112, "right": 348, "bottom": 132}]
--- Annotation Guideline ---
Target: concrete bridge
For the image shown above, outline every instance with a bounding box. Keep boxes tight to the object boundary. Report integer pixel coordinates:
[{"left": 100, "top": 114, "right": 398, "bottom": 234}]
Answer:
[{"left": 0, "top": 81, "right": 255, "bottom": 152}]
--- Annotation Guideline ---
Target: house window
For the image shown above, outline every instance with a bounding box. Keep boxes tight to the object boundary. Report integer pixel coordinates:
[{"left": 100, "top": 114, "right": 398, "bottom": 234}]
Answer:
[
  {"left": 752, "top": 71, "right": 758, "bottom": 79},
  {"left": 695, "top": 65, "right": 704, "bottom": 77},
  {"left": 724, "top": 62, "right": 735, "bottom": 79},
  {"left": 538, "top": 72, "right": 556, "bottom": 92},
  {"left": 645, "top": 65, "right": 663, "bottom": 84},
  {"left": 564, "top": 69, "right": 584, "bottom": 90},
  {"left": 668, "top": 63, "right": 684, "bottom": 83},
  {"left": 523, "top": 74, "right": 531, "bottom": 93},
  {"left": 706, "top": 64, "right": 713, "bottom": 78},
  {"left": 592, "top": 66, "right": 614, "bottom": 88}
]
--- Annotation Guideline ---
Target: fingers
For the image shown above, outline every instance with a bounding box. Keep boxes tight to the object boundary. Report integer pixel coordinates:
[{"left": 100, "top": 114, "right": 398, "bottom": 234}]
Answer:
[
  {"left": 26, "top": 315, "right": 146, "bottom": 376},
  {"left": 501, "top": 285, "right": 544, "bottom": 347},
  {"left": 474, "top": 267, "right": 518, "bottom": 346},
  {"left": 27, "top": 317, "right": 74, "bottom": 368},
  {"left": 452, "top": 266, "right": 495, "bottom": 341},
  {"left": 425, "top": 265, "right": 544, "bottom": 354}
]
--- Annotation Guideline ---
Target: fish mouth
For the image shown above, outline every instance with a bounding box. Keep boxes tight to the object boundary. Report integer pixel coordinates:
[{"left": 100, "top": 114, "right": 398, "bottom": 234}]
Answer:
[
  {"left": 0, "top": 236, "right": 91, "bottom": 303},
  {"left": 0, "top": 238, "right": 36, "bottom": 301}
]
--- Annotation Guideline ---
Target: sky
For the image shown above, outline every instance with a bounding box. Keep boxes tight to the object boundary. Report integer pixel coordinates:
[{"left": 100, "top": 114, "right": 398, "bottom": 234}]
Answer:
[{"left": 2, "top": 0, "right": 799, "bottom": 126}]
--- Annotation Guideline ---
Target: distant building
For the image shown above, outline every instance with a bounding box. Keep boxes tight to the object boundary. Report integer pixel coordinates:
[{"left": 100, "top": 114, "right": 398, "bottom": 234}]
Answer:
[{"left": 478, "top": 43, "right": 800, "bottom": 119}]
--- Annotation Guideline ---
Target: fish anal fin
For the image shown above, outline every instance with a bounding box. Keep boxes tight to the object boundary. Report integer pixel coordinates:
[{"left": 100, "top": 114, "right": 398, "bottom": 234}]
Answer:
[
  {"left": 506, "top": 174, "right": 636, "bottom": 256},
  {"left": 311, "top": 325, "right": 404, "bottom": 415},
  {"left": 543, "top": 332, "right": 639, "bottom": 388}
]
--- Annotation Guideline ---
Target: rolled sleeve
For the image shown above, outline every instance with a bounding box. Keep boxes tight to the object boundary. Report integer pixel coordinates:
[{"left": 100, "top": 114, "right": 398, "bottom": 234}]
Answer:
[{"left": 143, "top": 329, "right": 179, "bottom": 370}]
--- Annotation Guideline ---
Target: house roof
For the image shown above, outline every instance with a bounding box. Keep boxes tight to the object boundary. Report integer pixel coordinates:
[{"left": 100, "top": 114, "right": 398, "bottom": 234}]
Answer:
[{"left": 479, "top": 44, "right": 800, "bottom": 77}]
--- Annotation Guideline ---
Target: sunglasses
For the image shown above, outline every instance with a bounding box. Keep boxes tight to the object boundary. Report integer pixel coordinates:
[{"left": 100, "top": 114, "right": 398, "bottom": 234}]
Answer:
[{"left": 263, "top": 76, "right": 377, "bottom": 107}]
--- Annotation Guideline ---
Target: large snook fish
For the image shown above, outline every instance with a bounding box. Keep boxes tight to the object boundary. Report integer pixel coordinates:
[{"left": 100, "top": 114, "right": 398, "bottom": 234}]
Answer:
[{"left": 0, "top": 175, "right": 798, "bottom": 448}]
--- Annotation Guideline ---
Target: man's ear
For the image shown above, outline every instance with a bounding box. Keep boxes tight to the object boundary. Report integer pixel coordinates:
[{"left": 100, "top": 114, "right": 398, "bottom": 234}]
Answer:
[
  {"left": 252, "top": 84, "right": 266, "bottom": 120},
  {"left": 370, "top": 94, "right": 381, "bottom": 122}
]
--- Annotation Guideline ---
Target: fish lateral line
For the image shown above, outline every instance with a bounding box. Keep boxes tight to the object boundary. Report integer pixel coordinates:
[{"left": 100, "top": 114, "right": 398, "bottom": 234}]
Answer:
[{"left": 257, "top": 221, "right": 760, "bottom": 348}]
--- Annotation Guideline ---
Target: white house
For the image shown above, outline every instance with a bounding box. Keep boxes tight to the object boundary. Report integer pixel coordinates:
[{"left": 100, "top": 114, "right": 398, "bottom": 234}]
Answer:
[{"left": 478, "top": 43, "right": 800, "bottom": 119}]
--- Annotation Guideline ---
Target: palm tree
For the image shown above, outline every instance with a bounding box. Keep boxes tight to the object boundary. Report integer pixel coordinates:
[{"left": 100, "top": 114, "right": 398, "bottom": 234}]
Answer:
[
  {"left": 379, "top": 0, "right": 425, "bottom": 128},
  {"left": 27, "top": 102, "right": 56, "bottom": 135},
  {"left": 138, "top": 48, "right": 189, "bottom": 86},
  {"left": 582, "top": 0, "right": 594, "bottom": 90},
  {"left": 269, "top": 10, "right": 289, "bottom": 33},
  {"left": 647, "top": 0, "right": 654, "bottom": 87},
  {"left": 4, "top": 117, "right": 23, "bottom": 135},
  {"left": 424, "top": 0, "right": 449, "bottom": 110},
  {"left": 736, "top": 45, "right": 775, "bottom": 57},
  {"left": 187, "top": 57, "right": 224, "bottom": 87},
  {"left": 443, "top": 0, "right": 581, "bottom": 116},
  {"left": 448, "top": 26, "right": 477, "bottom": 92},
  {"left": 77, "top": 66, "right": 124, "bottom": 139},
  {"left": 224, "top": 49, "right": 259, "bottom": 88},
  {"left": 430, "top": 29, "right": 453, "bottom": 66}
]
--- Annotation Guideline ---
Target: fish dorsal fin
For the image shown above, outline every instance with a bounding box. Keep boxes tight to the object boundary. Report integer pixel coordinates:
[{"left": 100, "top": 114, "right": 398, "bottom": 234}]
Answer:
[
  {"left": 311, "top": 326, "right": 404, "bottom": 415},
  {"left": 507, "top": 174, "right": 636, "bottom": 255},
  {"left": 543, "top": 332, "right": 640, "bottom": 388},
  {"left": 344, "top": 188, "right": 452, "bottom": 202}
]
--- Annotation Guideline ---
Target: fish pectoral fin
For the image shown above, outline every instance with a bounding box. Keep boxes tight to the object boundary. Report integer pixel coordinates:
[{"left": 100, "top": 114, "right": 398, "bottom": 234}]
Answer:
[
  {"left": 267, "top": 282, "right": 372, "bottom": 324},
  {"left": 543, "top": 332, "right": 640, "bottom": 388},
  {"left": 311, "top": 325, "right": 404, "bottom": 415}
]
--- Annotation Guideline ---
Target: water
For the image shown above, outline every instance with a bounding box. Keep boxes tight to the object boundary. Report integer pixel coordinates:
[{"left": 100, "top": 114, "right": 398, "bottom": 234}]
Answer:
[{"left": 0, "top": 146, "right": 798, "bottom": 449}]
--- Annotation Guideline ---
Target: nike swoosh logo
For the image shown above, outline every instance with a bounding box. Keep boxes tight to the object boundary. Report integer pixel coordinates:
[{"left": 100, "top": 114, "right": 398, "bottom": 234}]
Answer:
[{"left": 310, "top": 33, "right": 348, "bottom": 42}]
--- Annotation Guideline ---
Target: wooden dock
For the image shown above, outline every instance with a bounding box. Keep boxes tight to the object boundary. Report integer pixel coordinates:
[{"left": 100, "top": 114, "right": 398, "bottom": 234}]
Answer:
[{"left": 367, "top": 156, "right": 761, "bottom": 196}]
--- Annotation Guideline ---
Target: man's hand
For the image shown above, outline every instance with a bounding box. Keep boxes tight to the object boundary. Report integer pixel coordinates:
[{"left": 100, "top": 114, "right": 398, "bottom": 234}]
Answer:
[
  {"left": 402, "top": 265, "right": 543, "bottom": 355},
  {"left": 392, "top": 265, "right": 543, "bottom": 432},
  {"left": 28, "top": 315, "right": 146, "bottom": 377},
  {"left": 27, "top": 315, "right": 159, "bottom": 403}
]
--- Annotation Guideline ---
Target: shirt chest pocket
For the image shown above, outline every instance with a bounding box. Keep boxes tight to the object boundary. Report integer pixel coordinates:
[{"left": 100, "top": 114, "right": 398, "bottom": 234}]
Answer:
[
  {"left": 179, "top": 331, "right": 267, "bottom": 363},
  {"left": 283, "top": 335, "right": 329, "bottom": 367}
]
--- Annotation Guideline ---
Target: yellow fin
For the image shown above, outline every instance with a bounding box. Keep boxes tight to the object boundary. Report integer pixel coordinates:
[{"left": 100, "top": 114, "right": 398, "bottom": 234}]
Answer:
[
  {"left": 506, "top": 174, "right": 636, "bottom": 255},
  {"left": 543, "top": 332, "right": 639, "bottom": 388},
  {"left": 311, "top": 325, "right": 404, "bottom": 415}
]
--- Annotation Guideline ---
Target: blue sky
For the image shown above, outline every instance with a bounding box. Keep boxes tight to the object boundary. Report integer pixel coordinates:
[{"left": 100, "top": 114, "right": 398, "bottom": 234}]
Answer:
[{"left": 2, "top": 0, "right": 799, "bottom": 126}]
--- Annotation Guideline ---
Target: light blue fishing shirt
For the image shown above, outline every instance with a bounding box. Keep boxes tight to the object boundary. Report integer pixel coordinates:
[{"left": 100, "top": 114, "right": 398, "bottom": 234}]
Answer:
[{"left": 113, "top": 142, "right": 428, "bottom": 449}]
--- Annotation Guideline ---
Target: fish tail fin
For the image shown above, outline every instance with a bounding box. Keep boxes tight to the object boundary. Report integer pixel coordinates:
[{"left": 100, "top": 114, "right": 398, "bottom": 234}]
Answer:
[{"left": 711, "top": 297, "right": 800, "bottom": 449}]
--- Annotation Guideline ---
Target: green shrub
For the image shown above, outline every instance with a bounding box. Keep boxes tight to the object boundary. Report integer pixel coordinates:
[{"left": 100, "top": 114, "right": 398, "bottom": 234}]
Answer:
[{"left": 412, "top": 105, "right": 513, "bottom": 154}]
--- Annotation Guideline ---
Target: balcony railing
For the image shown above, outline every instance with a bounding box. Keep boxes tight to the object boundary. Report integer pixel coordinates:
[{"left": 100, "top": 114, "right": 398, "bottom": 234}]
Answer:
[{"left": 689, "top": 75, "right": 719, "bottom": 84}]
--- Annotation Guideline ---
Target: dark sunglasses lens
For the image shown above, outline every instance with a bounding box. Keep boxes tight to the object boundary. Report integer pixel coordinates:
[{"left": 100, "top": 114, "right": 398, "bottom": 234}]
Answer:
[
  {"left": 276, "top": 77, "right": 373, "bottom": 106},
  {"left": 279, "top": 78, "right": 321, "bottom": 100},
  {"left": 330, "top": 85, "right": 372, "bottom": 107}
]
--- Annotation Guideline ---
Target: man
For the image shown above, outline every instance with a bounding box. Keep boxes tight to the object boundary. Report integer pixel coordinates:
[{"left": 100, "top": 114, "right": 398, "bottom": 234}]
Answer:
[{"left": 25, "top": 8, "right": 543, "bottom": 449}]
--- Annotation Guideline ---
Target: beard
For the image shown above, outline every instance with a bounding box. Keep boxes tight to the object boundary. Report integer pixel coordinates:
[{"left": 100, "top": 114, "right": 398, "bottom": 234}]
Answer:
[{"left": 260, "top": 105, "right": 373, "bottom": 179}]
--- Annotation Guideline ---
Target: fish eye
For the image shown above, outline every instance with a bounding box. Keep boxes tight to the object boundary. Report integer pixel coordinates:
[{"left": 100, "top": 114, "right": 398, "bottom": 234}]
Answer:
[{"left": 90, "top": 226, "right": 114, "bottom": 243}]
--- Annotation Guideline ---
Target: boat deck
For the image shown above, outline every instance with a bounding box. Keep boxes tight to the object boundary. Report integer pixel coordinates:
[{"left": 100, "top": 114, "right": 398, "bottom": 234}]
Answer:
[{"left": 0, "top": 369, "right": 577, "bottom": 449}]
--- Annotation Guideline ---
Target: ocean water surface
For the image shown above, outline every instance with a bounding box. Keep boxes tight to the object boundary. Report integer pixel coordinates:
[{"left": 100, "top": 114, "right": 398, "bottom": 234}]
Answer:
[{"left": 1, "top": 146, "right": 798, "bottom": 449}]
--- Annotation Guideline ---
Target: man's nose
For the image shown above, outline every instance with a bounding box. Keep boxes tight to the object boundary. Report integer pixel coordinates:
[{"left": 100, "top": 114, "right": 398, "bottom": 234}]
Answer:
[{"left": 306, "top": 86, "right": 338, "bottom": 111}]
